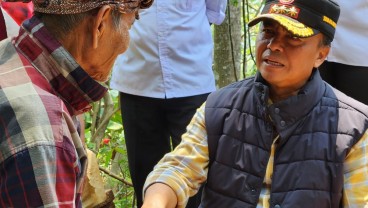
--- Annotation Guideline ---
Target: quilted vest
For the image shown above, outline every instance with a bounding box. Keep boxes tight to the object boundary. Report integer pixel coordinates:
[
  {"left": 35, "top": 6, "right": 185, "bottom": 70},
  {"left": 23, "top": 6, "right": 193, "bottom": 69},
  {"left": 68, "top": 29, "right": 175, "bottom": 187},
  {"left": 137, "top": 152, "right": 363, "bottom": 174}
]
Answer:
[{"left": 201, "top": 70, "right": 368, "bottom": 208}]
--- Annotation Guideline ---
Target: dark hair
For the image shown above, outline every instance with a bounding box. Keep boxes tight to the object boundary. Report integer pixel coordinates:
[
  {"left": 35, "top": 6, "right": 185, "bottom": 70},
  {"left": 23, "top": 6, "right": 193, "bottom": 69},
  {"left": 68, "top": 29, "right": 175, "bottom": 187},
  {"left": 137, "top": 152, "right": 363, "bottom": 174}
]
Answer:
[
  {"left": 34, "top": 7, "right": 121, "bottom": 40},
  {"left": 320, "top": 34, "right": 332, "bottom": 47}
]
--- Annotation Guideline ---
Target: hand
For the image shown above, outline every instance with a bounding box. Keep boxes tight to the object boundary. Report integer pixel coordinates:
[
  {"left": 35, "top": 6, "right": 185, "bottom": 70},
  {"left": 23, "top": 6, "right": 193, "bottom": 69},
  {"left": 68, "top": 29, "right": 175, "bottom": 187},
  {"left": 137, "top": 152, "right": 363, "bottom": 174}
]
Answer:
[{"left": 141, "top": 183, "right": 178, "bottom": 208}]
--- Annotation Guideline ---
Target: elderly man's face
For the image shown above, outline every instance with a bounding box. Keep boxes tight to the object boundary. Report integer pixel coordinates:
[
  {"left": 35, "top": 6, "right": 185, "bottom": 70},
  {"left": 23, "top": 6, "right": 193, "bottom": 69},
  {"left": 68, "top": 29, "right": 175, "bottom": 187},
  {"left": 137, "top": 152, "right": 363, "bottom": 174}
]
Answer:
[
  {"left": 87, "top": 8, "right": 136, "bottom": 82},
  {"left": 104, "top": 12, "right": 135, "bottom": 53},
  {"left": 255, "top": 20, "right": 329, "bottom": 92}
]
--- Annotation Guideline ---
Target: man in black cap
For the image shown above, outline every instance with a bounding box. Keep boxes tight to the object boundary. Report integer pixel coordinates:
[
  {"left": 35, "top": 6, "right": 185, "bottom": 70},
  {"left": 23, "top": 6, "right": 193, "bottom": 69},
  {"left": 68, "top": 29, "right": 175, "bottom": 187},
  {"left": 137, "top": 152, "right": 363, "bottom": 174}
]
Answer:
[{"left": 141, "top": 0, "right": 368, "bottom": 207}]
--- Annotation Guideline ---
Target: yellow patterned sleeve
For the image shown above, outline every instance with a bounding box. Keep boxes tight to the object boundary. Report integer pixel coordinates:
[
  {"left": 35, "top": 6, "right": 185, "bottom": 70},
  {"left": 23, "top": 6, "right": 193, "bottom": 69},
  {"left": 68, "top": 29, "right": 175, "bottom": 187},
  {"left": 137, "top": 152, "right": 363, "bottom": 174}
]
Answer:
[
  {"left": 143, "top": 104, "right": 209, "bottom": 208},
  {"left": 343, "top": 129, "right": 368, "bottom": 207}
]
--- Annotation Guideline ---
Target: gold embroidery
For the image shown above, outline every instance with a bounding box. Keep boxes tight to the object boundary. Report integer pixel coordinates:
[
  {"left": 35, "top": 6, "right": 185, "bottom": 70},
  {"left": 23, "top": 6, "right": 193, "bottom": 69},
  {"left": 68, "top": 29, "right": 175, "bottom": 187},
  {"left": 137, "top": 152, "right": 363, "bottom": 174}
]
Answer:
[
  {"left": 323, "top": 16, "right": 337, "bottom": 28},
  {"left": 272, "top": 15, "right": 314, "bottom": 37},
  {"left": 279, "top": 0, "right": 294, "bottom": 4},
  {"left": 269, "top": 4, "right": 300, "bottom": 18},
  {"left": 289, "top": 7, "right": 298, "bottom": 17}
]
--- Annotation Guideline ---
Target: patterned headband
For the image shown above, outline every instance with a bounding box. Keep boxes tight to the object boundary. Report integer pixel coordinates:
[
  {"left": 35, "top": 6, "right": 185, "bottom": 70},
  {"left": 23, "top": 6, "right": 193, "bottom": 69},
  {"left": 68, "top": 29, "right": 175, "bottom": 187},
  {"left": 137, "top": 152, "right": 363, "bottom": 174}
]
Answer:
[{"left": 3, "top": 0, "right": 153, "bottom": 15}]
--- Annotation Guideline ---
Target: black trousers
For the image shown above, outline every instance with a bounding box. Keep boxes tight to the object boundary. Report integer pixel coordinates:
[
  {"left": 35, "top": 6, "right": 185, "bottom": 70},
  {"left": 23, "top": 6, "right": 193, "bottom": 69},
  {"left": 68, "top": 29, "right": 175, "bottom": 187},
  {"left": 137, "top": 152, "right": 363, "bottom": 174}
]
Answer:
[
  {"left": 120, "top": 92, "right": 209, "bottom": 208},
  {"left": 319, "top": 61, "right": 368, "bottom": 105}
]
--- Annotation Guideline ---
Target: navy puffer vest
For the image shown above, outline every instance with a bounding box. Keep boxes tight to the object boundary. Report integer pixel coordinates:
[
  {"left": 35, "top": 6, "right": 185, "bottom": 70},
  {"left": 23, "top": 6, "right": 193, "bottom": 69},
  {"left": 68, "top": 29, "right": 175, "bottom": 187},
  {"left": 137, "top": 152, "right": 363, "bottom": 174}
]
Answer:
[{"left": 201, "top": 70, "right": 368, "bottom": 208}]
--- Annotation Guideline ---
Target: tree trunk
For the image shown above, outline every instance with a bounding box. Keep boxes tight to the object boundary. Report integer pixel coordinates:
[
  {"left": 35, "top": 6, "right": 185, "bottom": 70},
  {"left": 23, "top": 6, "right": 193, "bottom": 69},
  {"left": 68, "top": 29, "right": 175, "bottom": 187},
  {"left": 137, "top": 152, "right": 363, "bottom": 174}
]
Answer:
[{"left": 213, "top": 2, "right": 242, "bottom": 88}]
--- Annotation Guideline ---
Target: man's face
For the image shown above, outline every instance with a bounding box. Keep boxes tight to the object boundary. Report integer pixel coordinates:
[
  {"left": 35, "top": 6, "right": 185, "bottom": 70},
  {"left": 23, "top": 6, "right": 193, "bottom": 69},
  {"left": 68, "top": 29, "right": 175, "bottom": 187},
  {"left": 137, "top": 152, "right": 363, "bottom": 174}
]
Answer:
[
  {"left": 89, "top": 9, "right": 136, "bottom": 82},
  {"left": 109, "top": 11, "right": 137, "bottom": 55},
  {"left": 255, "top": 20, "right": 329, "bottom": 91}
]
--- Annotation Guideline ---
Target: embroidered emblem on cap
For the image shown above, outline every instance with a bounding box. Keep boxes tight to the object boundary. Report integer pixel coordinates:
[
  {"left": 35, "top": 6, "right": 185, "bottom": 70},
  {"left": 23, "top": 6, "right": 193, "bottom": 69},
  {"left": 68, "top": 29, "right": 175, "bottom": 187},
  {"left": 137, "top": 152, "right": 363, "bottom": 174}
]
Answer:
[
  {"left": 279, "top": 0, "right": 294, "bottom": 4},
  {"left": 269, "top": 4, "right": 300, "bottom": 18},
  {"left": 272, "top": 15, "right": 314, "bottom": 37},
  {"left": 323, "top": 16, "right": 337, "bottom": 28}
]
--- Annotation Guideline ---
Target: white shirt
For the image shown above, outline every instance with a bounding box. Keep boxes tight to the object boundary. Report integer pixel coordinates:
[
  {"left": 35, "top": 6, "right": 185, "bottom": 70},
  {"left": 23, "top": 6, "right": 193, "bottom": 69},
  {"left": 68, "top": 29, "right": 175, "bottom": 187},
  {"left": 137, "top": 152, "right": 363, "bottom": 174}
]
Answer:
[
  {"left": 110, "top": 0, "right": 227, "bottom": 98},
  {"left": 327, "top": 0, "right": 368, "bottom": 66}
]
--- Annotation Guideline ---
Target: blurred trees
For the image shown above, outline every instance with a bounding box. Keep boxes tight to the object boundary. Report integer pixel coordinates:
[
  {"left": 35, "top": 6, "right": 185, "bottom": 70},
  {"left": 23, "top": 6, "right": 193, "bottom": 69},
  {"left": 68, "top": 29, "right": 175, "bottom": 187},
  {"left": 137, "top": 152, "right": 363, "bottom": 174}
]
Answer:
[{"left": 213, "top": 0, "right": 265, "bottom": 87}]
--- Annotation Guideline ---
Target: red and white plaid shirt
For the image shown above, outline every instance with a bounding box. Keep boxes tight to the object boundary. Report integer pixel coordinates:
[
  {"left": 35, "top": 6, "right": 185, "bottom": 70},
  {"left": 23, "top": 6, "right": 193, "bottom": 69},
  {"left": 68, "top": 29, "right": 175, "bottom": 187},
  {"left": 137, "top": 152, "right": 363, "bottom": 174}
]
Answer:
[{"left": 0, "top": 16, "right": 107, "bottom": 207}]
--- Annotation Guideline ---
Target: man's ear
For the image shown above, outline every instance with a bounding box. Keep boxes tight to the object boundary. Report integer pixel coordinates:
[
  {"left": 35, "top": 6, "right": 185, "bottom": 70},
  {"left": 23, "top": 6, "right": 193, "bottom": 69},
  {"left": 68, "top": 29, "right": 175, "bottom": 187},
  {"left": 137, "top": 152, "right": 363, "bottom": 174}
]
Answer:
[
  {"left": 314, "top": 45, "right": 330, "bottom": 68},
  {"left": 92, "top": 5, "right": 112, "bottom": 49}
]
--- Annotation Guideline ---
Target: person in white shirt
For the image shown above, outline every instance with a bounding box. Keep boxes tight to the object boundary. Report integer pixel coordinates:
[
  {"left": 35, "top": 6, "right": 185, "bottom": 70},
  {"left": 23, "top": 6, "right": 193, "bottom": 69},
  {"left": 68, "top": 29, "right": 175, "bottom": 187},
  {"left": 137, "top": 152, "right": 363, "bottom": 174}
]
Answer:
[
  {"left": 319, "top": 0, "right": 368, "bottom": 104},
  {"left": 110, "top": 0, "right": 227, "bottom": 207}
]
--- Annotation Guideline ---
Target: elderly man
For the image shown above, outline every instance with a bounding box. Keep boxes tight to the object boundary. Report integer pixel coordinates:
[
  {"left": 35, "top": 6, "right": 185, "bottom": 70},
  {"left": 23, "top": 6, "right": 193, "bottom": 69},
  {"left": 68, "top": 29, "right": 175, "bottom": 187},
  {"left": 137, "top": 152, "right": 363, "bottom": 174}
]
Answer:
[
  {"left": 0, "top": 0, "right": 152, "bottom": 207},
  {"left": 142, "top": 0, "right": 368, "bottom": 207}
]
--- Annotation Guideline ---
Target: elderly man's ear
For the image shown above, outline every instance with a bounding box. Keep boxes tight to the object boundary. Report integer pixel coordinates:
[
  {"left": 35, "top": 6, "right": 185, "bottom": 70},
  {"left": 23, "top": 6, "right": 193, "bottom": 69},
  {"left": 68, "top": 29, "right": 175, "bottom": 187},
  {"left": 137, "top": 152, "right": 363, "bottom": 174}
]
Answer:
[
  {"left": 92, "top": 5, "right": 113, "bottom": 49},
  {"left": 314, "top": 45, "right": 330, "bottom": 68}
]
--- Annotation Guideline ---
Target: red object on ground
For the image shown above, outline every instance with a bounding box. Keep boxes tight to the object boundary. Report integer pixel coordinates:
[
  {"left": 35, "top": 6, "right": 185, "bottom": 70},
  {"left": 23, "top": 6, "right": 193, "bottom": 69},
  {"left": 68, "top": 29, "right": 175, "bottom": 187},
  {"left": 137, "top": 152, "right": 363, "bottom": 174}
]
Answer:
[
  {"left": 103, "top": 138, "right": 110, "bottom": 145},
  {"left": 1, "top": 2, "right": 33, "bottom": 25}
]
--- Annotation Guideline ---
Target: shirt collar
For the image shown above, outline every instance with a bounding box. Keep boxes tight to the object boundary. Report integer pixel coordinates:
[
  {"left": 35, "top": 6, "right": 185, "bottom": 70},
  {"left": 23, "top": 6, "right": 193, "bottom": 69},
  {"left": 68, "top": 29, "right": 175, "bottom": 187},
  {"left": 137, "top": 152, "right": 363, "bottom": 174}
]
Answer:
[
  {"left": 255, "top": 69, "right": 325, "bottom": 140},
  {"left": 14, "top": 16, "right": 108, "bottom": 115}
]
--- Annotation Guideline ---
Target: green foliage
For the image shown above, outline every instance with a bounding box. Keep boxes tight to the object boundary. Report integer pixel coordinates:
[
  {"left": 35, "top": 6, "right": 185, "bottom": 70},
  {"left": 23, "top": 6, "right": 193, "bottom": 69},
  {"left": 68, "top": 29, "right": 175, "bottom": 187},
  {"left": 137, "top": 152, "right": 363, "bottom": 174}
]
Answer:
[
  {"left": 243, "top": 0, "right": 264, "bottom": 77},
  {"left": 230, "top": 0, "right": 239, "bottom": 7},
  {"left": 245, "top": 23, "right": 260, "bottom": 76},
  {"left": 85, "top": 89, "right": 135, "bottom": 207}
]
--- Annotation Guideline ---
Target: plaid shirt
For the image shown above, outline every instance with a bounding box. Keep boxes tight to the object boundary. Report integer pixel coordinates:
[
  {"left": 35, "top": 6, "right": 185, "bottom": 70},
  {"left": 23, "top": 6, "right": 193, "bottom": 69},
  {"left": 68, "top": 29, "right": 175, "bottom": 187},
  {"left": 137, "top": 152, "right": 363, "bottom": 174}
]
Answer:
[
  {"left": 144, "top": 104, "right": 368, "bottom": 208},
  {"left": 0, "top": 17, "right": 107, "bottom": 207}
]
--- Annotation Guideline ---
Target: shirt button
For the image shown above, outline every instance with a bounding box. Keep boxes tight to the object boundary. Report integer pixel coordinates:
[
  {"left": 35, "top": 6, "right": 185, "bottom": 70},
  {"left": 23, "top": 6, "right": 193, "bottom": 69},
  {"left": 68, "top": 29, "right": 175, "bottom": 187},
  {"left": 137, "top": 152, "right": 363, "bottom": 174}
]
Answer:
[
  {"left": 274, "top": 108, "right": 280, "bottom": 114},
  {"left": 274, "top": 205, "right": 281, "bottom": 208},
  {"left": 280, "top": 120, "right": 286, "bottom": 127}
]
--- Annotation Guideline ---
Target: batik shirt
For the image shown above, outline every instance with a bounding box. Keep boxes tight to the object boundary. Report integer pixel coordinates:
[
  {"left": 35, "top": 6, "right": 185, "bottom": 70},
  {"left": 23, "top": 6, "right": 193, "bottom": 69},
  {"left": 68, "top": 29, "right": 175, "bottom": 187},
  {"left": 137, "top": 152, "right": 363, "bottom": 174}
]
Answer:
[{"left": 0, "top": 16, "right": 107, "bottom": 207}]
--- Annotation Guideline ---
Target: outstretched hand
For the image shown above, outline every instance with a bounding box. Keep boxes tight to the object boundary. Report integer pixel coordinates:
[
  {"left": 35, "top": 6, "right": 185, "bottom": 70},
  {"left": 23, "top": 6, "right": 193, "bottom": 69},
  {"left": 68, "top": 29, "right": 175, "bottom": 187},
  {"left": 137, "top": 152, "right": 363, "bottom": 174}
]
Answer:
[{"left": 141, "top": 183, "right": 178, "bottom": 208}]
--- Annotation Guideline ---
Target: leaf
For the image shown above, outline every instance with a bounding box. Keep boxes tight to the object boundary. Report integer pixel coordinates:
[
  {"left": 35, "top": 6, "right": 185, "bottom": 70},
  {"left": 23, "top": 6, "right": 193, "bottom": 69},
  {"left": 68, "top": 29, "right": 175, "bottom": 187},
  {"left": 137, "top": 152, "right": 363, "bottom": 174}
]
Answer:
[
  {"left": 87, "top": 142, "right": 95, "bottom": 150},
  {"left": 109, "top": 89, "right": 119, "bottom": 98},
  {"left": 114, "top": 147, "right": 126, "bottom": 155},
  {"left": 107, "top": 121, "right": 123, "bottom": 131}
]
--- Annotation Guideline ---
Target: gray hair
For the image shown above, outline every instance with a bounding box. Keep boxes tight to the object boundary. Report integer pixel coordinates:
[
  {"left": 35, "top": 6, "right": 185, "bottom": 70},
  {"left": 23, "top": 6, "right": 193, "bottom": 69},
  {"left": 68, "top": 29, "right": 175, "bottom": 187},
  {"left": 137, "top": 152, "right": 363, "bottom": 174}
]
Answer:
[{"left": 34, "top": 7, "right": 122, "bottom": 40}]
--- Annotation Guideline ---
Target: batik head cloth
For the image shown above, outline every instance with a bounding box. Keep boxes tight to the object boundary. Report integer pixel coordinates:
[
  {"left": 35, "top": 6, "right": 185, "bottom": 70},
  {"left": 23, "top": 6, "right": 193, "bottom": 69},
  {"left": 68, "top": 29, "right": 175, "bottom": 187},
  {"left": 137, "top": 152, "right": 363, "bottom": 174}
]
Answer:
[{"left": 4, "top": 0, "right": 153, "bottom": 15}]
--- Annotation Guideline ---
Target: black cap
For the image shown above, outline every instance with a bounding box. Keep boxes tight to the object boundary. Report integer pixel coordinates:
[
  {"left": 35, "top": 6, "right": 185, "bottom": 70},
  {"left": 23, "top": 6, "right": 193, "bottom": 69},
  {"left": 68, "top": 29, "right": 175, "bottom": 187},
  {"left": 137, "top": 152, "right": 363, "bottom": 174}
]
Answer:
[{"left": 248, "top": 0, "right": 340, "bottom": 40}]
